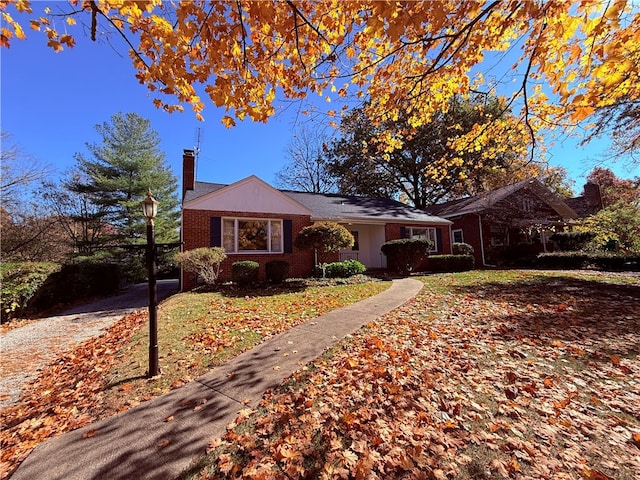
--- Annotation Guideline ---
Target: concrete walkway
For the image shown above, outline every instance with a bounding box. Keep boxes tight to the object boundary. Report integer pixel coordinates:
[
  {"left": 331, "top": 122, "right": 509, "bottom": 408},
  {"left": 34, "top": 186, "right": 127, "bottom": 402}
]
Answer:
[{"left": 11, "top": 278, "right": 423, "bottom": 480}]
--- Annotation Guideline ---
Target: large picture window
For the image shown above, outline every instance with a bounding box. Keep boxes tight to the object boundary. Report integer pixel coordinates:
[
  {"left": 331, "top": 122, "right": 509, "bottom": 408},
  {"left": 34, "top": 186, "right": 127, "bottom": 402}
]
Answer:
[
  {"left": 222, "top": 218, "right": 283, "bottom": 253},
  {"left": 406, "top": 226, "right": 437, "bottom": 252}
]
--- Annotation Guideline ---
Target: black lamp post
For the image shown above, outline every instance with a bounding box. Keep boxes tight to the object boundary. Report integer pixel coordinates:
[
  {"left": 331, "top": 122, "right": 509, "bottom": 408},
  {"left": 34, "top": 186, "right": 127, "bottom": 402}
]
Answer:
[{"left": 141, "top": 189, "right": 159, "bottom": 377}]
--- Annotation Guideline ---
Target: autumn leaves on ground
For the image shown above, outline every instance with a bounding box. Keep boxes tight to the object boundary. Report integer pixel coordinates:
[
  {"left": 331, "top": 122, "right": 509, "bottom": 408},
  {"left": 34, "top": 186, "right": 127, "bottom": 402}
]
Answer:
[
  {"left": 187, "top": 271, "right": 639, "bottom": 480},
  {"left": 2, "top": 272, "right": 639, "bottom": 480}
]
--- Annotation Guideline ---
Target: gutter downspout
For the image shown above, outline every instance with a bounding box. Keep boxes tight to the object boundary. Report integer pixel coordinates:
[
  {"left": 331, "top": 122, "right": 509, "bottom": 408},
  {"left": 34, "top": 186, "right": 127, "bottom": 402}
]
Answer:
[{"left": 478, "top": 214, "right": 496, "bottom": 268}]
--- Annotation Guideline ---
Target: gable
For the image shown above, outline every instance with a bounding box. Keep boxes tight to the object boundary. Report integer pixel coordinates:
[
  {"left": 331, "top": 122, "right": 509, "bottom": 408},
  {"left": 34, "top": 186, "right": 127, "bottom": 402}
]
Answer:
[
  {"left": 429, "top": 179, "right": 577, "bottom": 220},
  {"left": 183, "top": 176, "right": 312, "bottom": 216}
]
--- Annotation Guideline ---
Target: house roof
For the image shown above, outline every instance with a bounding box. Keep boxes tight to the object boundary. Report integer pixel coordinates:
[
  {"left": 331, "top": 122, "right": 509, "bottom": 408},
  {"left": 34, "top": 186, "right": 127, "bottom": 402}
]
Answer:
[
  {"left": 427, "top": 178, "right": 578, "bottom": 219},
  {"left": 283, "top": 190, "right": 450, "bottom": 224},
  {"left": 185, "top": 180, "right": 450, "bottom": 225}
]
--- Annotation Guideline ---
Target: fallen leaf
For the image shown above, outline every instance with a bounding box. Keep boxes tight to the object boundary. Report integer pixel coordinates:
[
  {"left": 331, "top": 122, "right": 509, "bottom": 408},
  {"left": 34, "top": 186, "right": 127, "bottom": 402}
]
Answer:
[{"left": 82, "top": 429, "right": 97, "bottom": 439}]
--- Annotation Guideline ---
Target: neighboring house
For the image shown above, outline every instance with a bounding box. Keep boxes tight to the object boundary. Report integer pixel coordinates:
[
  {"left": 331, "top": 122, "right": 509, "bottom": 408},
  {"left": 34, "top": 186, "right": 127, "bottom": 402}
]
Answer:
[
  {"left": 427, "top": 179, "right": 603, "bottom": 267},
  {"left": 180, "top": 150, "right": 452, "bottom": 289}
]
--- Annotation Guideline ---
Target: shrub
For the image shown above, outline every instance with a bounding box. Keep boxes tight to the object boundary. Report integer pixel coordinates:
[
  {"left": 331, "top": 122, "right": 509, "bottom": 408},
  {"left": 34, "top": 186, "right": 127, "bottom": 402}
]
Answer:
[
  {"left": 535, "top": 252, "right": 590, "bottom": 269},
  {"left": 324, "top": 259, "right": 367, "bottom": 278},
  {"left": 232, "top": 261, "right": 259, "bottom": 287},
  {"left": 265, "top": 260, "right": 290, "bottom": 284},
  {"left": 174, "top": 247, "right": 227, "bottom": 285},
  {"left": 0, "top": 262, "right": 60, "bottom": 322},
  {"left": 381, "top": 238, "right": 433, "bottom": 274},
  {"left": 428, "top": 254, "right": 475, "bottom": 272},
  {"left": 452, "top": 242, "right": 474, "bottom": 255},
  {"left": 28, "top": 262, "right": 122, "bottom": 312},
  {"left": 537, "top": 251, "right": 639, "bottom": 271},
  {"left": 549, "top": 232, "right": 596, "bottom": 251}
]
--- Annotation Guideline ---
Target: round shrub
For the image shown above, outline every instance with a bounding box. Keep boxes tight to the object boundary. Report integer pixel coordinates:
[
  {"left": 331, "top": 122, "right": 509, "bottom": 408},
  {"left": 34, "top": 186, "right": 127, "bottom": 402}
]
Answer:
[
  {"left": 381, "top": 238, "right": 433, "bottom": 274},
  {"left": 174, "top": 247, "right": 227, "bottom": 285},
  {"left": 265, "top": 260, "right": 290, "bottom": 284},
  {"left": 452, "top": 242, "right": 474, "bottom": 255},
  {"left": 232, "top": 261, "right": 259, "bottom": 286},
  {"left": 428, "top": 254, "right": 475, "bottom": 272},
  {"left": 324, "top": 259, "right": 366, "bottom": 278}
]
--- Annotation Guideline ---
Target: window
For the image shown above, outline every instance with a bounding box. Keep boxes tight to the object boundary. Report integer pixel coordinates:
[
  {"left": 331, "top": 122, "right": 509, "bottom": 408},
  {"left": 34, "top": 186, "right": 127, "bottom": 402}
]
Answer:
[
  {"left": 452, "top": 229, "right": 464, "bottom": 244},
  {"left": 222, "top": 218, "right": 283, "bottom": 253},
  {"left": 490, "top": 225, "right": 507, "bottom": 246},
  {"left": 406, "top": 226, "right": 437, "bottom": 252}
]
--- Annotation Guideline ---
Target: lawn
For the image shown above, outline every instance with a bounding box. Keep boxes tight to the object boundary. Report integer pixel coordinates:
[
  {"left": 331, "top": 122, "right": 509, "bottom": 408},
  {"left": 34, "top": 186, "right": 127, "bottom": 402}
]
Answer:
[
  {"left": 0, "top": 277, "right": 390, "bottom": 479},
  {"left": 183, "top": 270, "right": 640, "bottom": 480}
]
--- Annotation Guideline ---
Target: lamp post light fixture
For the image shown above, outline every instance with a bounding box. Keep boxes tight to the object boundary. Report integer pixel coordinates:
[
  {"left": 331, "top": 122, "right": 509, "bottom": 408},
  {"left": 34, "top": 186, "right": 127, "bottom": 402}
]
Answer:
[{"left": 141, "top": 189, "right": 159, "bottom": 378}]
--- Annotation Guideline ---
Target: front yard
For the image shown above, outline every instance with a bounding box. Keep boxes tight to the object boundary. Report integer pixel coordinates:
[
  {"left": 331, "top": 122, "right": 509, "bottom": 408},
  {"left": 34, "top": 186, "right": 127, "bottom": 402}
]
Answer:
[
  {"left": 184, "top": 270, "right": 640, "bottom": 480},
  {"left": 1, "top": 270, "right": 638, "bottom": 480}
]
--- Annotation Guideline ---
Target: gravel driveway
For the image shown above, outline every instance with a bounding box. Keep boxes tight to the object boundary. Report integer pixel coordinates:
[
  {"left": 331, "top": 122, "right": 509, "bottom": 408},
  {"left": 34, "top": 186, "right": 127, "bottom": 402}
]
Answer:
[{"left": 0, "top": 279, "right": 179, "bottom": 410}]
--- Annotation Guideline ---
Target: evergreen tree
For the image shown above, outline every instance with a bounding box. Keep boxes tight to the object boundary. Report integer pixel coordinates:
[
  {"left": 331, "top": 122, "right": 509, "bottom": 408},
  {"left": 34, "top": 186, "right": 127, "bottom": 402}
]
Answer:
[{"left": 72, "top": 112, "right": 179, "bottom": 243}]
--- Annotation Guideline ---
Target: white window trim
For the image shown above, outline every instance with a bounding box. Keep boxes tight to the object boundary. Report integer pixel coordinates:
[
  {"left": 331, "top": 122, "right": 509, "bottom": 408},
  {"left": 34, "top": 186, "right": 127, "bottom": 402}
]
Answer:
[
  {"left": 406, "top": 226, "right": 438, "bottom": 252},
  {"left": 452, "top": 229, "right": 464, "bottom": 244},
  {"left": 222, "top": 217, "right": 283, "bottom": 254}
]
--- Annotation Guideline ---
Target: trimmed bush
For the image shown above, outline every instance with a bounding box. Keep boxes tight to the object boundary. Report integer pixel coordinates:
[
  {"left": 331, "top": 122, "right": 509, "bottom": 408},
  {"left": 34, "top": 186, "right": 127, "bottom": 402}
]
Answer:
[
  {"left": 1, "top": 262, "right": 61, "bottom": 322},
  {"left": 536, "top": 251, "right": 639, "bottom": 271},
  {"left": 265, "top": 260, "right": 290, "bottom": 284},
  {"left": 28, "top": 262, "right": 122, "bottom": 312},
  {"left": 324, "top": 259, "right": 366, "bottom": 278},
  {"left": 452, "top": 242, "right": 474, "bottom": 255},
  {"left": 381, "top": 238, "right": 433, "bottom": 274},
  {"left": 174, "top": 247, "right": 227, "bottom": 285},
  {"left": 428, "top": 254, "right": 475, "bottom": 272},
  {"left": 232, "top": 261, "right": 259, "bottom": 286},
  {"left": 549, "top": 232, "right": 596, "bottom": 252}
]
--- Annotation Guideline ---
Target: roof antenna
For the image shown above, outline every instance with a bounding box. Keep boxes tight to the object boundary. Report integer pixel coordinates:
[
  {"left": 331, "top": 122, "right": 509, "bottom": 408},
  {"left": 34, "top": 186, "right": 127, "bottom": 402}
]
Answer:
[
  {"left": 194, "top": 128, "right": 202, "bottom": 161},
  {"left": 193, "top": 128, "right": 202, "bottom": 178}
]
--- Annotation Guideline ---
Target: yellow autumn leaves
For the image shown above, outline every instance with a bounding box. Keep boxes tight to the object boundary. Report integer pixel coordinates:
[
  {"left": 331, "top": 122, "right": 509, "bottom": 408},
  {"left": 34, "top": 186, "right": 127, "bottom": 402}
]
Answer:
[{"left": 2, "top": 0, "right": 639, "bottom": 154}]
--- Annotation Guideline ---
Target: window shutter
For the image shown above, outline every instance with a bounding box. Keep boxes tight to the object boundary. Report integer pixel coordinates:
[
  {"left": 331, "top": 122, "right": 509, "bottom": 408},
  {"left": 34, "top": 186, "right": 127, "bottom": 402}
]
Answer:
[
  {"left": 210, "top": 216, "right": 221, "bottom": 247},
  {"left": 436, "top": 228, "right": 443, "bottom": 253},
  {"left": 400, "top": 226, "right": 408, "bottom": 239},
  {"left": 283, "top": 219, "right": 293, "bottom": 253}
]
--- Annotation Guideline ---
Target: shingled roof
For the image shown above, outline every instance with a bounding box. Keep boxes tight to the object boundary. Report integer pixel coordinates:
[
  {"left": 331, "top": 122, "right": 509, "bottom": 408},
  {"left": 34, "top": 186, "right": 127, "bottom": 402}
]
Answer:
[
  {"left": 427, "top": 179, "right": 578, "bottom": 219},
  {"left": 185, "top": 180, "right": 450, "bottom": 225}
]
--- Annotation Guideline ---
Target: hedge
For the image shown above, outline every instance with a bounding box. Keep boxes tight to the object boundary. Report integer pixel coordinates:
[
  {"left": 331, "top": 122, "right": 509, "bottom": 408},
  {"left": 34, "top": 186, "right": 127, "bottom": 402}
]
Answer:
[
  {"left": 428, "top": 255, "right": 475, "bottom": 272},
  {"left": 0, "top": 262, "right": 61, "bottom": 322},
  {"left": 535, "top": 252, "right": 640, "bottom": 271},
  {"left": 28, "top": 262, "right": 122, "bottom": 312}
]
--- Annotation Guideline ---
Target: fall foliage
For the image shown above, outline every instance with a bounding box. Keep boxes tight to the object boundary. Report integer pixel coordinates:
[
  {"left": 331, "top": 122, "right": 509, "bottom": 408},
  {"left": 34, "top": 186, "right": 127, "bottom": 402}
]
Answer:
[{"left": 2, "top": 1, "right": 639, "bottom": 158}]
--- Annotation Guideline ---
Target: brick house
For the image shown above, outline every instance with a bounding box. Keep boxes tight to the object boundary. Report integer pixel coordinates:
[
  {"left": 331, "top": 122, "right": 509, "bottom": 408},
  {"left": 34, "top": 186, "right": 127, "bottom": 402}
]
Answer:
[
  {"left": 180, "top": 150, "right": 452, "bottom": 289},
  {"left": 427, "top": 178, "right": 603, "bottom": 267}
]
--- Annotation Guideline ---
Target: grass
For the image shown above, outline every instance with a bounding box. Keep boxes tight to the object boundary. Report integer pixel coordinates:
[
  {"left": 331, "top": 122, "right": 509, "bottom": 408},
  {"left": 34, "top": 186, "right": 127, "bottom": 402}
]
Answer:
[
  {"left": 99, "top": 278, "right": 392, "bottom": 417},
  {"left": 181, "top": 270, "right": 640, "bottom": 480},
  {"left": 0, "top": 276, "right": 390, "bottom": 478}
]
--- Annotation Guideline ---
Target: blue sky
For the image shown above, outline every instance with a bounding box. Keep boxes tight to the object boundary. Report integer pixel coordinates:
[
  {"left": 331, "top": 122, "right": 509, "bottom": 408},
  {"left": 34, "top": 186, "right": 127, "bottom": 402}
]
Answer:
[{"left": 2, "top": 8, "right": 638, "bottom": 198}]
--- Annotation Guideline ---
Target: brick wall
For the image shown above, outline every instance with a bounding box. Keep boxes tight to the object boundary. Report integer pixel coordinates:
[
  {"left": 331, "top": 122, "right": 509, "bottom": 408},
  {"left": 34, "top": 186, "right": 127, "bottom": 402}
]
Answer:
[{"left": 181, "top": 209, "right": 314, "bottom": 290}]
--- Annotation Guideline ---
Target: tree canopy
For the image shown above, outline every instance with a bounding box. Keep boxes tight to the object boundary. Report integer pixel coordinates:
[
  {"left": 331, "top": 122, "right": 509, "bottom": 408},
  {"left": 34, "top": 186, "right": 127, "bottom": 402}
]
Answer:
[
  {"left": 3, "top": 1, "right": 639, "bottom": 163},
  {"left": 326, "top": 95, "right": 532, "bottom": 207}
]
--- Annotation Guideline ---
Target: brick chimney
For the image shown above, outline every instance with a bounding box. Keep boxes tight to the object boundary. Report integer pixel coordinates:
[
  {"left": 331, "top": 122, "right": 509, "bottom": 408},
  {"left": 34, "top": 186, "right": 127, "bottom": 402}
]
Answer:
[
  {"left": 583, "top": 182, "right": 603, "bottom": 210},
  {"left": 182, "top": 149, "right": 195, "bottom": 200}
]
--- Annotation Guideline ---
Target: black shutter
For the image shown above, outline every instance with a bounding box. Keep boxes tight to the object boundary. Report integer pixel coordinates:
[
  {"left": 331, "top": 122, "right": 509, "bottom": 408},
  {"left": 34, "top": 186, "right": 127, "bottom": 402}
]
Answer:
[
  {"left": 210, "top": 216, "right": 221, "bottom": 247},
  {"left": 400, "top": 226, "right": 408, "bottom": 239},
  {"left": 283, "top": 219, "right": 293, "bottom": 253},
  {"left": 436, "top": 228, "right": 443, "bottom": 253}
]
